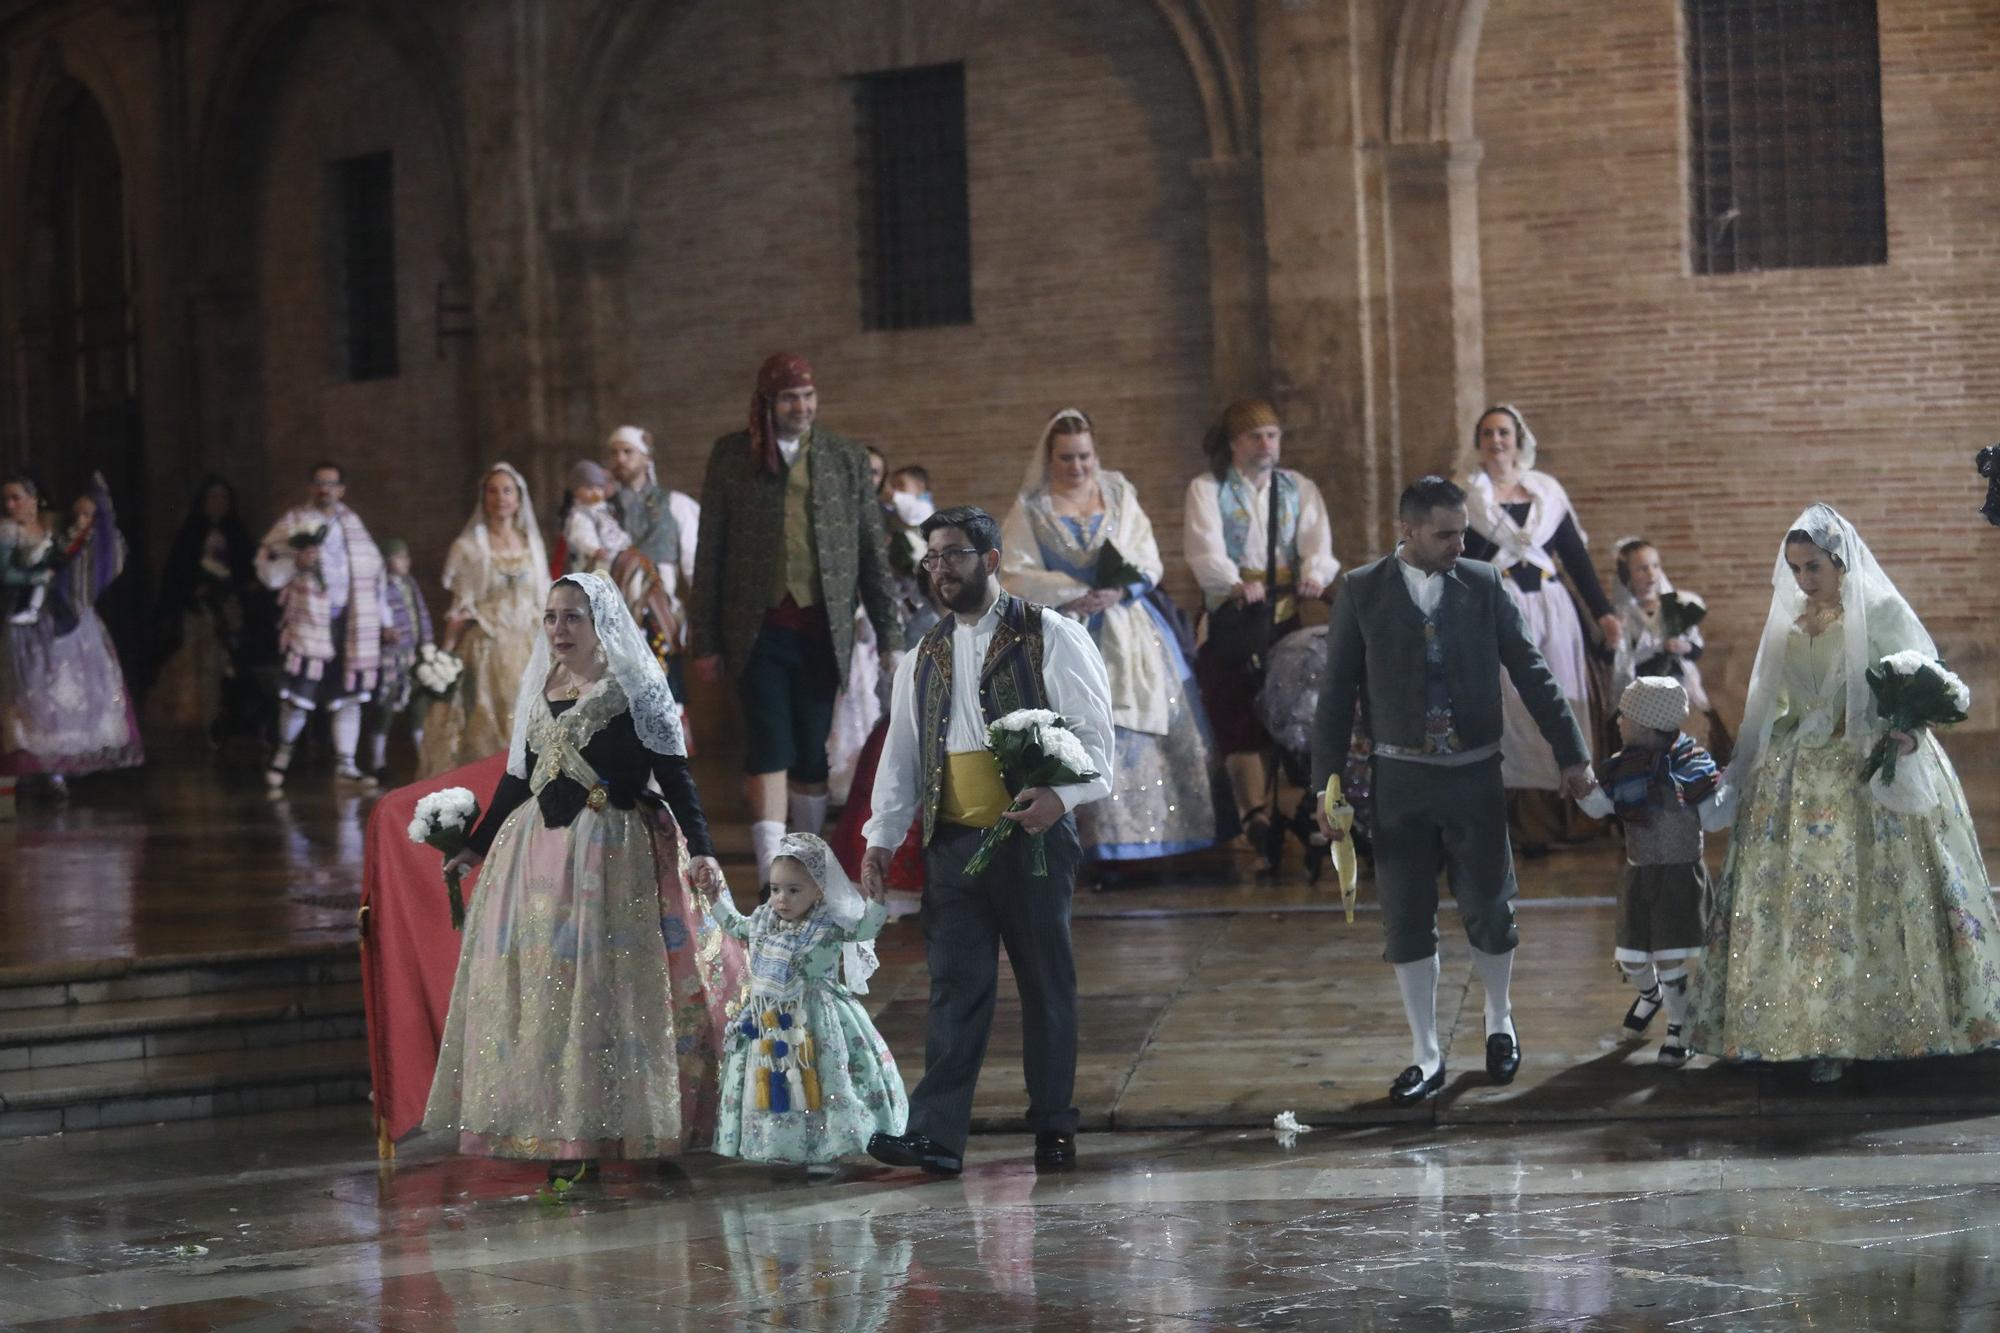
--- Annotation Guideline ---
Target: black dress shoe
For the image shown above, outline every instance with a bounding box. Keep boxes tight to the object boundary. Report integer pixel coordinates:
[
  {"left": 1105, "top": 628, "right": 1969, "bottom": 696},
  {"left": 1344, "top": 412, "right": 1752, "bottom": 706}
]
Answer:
[
  {"left": 1034, "top": 1133, "right": 1076, "bottom": 1168},
  {"left": 1388, "top": 1064, "right": 1445, "bottom": 1106},
  {"left": 867, "top": 1131, "right": 962, "bottom": 1176},
  {"left": 1486, "top": 1032, "right": 1522, "bottom": 1084}
]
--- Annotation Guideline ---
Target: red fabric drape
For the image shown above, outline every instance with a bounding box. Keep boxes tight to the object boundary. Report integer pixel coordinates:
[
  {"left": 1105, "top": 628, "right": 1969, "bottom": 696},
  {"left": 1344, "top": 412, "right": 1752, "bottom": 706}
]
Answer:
[
  {"left": 361, "top": 754, "right": 506, "bottom": 1144},
  {"left": 830, "top": 718, "right": 925, "bottom": 890}
]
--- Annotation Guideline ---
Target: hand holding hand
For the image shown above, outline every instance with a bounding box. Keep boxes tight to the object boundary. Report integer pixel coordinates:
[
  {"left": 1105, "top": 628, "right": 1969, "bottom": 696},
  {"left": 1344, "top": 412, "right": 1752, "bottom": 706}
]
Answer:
[
  {"left": 1560, "top": 763, "right": 1596, "bottom": 802},
  {"left": 999, "top": 786, "right": 1066, "bottom": 836},
  {"left": 687, "top": 855, "right": 725, "bottom": 898},
  {"left": 860, "top": 846, "right": 892, "bottom": 903}
]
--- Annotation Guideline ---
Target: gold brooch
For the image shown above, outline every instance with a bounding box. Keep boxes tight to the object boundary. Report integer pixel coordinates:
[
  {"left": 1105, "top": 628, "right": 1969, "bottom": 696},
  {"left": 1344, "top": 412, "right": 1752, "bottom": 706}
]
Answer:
[{"left": 586, "top": 785, "right": 609, "bottom": 811}]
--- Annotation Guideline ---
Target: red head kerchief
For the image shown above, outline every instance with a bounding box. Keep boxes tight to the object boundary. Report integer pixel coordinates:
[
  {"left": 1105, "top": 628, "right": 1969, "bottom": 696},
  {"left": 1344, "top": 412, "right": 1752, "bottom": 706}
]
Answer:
[{"left": 750, "top": 353, "right": 817, "bottom": 476}]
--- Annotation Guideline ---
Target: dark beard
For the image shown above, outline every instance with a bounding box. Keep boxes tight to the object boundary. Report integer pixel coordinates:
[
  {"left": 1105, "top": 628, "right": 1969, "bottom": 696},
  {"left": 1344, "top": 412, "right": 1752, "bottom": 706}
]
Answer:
[{"left": 940, "top": 564, "right": 991, "bottom": 614}]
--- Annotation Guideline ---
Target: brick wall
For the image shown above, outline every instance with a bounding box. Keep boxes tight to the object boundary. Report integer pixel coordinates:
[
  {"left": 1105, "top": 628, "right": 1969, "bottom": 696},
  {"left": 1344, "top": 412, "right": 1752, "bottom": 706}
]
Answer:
[
  {"left": 598, "top": 0, "right": 1217, "bottom": 609},
  {"left": 252, "top": 10, "right": 477, "bottom": 588},
  {"left": 1472, "top": 0, "right": 2000, "bottom": 725}
]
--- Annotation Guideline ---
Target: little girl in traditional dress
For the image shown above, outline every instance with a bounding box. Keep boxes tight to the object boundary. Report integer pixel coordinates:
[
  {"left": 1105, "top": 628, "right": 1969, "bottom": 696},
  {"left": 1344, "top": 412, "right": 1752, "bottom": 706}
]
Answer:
[
  {"left": 1578, "top": 677, "right": 1730, "bottom": 1067},
  {"left": 704, "top": 832, "right": 908, "bottom": 1165}
]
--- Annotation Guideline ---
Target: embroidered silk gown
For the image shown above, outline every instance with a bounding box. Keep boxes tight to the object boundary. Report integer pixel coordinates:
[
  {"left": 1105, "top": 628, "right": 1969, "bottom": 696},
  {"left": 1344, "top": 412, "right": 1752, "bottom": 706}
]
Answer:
[
  {"left": 419, "top": 535, "right": 546, "bottom": 775},
  {"left": 1689, "top": 620, "right": 2000, "bottom": 1062},
  {"left": 423, "top": 677, "right": 748, "bottom": 1159}
]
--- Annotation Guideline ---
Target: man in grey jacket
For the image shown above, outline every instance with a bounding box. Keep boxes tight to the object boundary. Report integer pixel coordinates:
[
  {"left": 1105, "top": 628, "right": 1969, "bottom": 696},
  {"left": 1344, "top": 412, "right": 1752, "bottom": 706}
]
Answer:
[{"left": 1313, "top": 475, "right": 1593, "bottom": 1105}]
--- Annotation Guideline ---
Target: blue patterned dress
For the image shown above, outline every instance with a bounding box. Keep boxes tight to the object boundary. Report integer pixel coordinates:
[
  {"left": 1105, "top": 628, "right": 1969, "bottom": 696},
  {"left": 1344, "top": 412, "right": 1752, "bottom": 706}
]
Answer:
[
  {"left": 1002, "top": 476, "right": 1233, "bottom": 862},
  {"left": 707, "top": 894, "right": 908, "bottom": 1164}
]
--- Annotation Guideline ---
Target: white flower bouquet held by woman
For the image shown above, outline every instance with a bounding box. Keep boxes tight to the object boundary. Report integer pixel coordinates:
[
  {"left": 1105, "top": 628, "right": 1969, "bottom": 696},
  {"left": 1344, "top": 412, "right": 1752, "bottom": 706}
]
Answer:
[
  {"left": 412, "top": 643, "right": 465, "bottom": 700},
  {"left": 1861, "top": 652, "right": 1970, "bottom": 787},
  {"left": 407, "top": 786, "right": 482, "bottom": 929},
  {"left": 962, "top": 709, "right": 1102, "bottom": 878}
]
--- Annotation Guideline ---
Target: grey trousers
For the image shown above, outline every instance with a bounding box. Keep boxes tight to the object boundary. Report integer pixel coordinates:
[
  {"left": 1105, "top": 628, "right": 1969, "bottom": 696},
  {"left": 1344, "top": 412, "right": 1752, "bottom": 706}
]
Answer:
[
  {"left": 1372, "top": 754, "right": 1519, "bottom": 964},
  {"left": 909, "top": 815, "right": 1083, "bottom": 1155}
]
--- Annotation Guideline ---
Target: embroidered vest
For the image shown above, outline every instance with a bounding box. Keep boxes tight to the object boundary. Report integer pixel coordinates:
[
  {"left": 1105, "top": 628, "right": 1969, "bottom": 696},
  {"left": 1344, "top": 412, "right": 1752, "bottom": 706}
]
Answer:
[
  {"left": 914, "top": 592, "right": 1051, "bottom": 845},
  {"left": 1420, "top": 597, "right": 1463, "bottom": 755},
  {"left": 775, "top": 436, "right": 821, "bottom": 609}
]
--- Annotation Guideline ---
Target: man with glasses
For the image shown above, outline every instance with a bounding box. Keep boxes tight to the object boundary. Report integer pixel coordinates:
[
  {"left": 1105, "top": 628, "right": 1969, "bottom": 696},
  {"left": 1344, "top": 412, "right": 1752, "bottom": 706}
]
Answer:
[
  {"left": 690, "top": 353, "right": 900, "bottom": 884},
  {"left": 254, "top": 460, "right": 391, "bottom": 789},
  {"left": 860, "top": 506, "right": 1115, "bottom": 1175}
]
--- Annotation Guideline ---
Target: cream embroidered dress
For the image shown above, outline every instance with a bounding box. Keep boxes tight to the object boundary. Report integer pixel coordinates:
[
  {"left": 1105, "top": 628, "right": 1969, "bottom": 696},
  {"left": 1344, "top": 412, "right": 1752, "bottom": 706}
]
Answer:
[
  {"left": 423, "top": 675, "right": 748, "bottom": 1158},
  {"left": 419, "top": 531, "right": 547, "bottom": 774},
  {"left": 1689, "top": 616, "right": 2000, "bottom": 1062},
  {"left": 706, "top": 891, "right": 907, "bottom": 1164}
]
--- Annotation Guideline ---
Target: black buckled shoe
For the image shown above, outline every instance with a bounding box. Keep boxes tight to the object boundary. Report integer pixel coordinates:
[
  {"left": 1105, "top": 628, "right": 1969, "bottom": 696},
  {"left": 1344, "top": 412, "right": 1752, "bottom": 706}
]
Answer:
[
  {"left": 1034, "top": 1133, "right": 1076, "bottom": 1169},
  {"left": 867, "top": 1131, "right": 963, "bottom": 1176},
  {"left": 1388, "top": 1064, "right": 1445, "bottom": 1106},
  {"left": 1622, "top": 987, "right": 1662, "bottom": 1034},
  {"left": 1486, "top": 1032, "right": 1522, "bottom": 1084}
]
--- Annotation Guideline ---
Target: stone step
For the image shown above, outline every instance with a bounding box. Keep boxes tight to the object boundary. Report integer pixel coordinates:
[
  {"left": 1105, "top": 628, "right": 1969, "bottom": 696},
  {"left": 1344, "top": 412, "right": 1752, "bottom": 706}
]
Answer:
[
  {"left": 0, "top": 982, "right": 365, "bottom": 1072},
  {"left": 0, "top": 944, "right": 360, "bottom": 1013},
  {"left": 0, "top": 1037, "right": 371, "bottom": 1138}
]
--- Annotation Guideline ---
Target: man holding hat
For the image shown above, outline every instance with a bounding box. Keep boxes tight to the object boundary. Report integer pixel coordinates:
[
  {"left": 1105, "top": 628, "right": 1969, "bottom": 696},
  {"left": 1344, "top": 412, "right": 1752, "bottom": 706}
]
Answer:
[
  {"left": 1311, "top": 475, "right": 1593, "bottom": 1105},
  {"left": 691, "top": 354, "right": 900, "bottom": 884}
]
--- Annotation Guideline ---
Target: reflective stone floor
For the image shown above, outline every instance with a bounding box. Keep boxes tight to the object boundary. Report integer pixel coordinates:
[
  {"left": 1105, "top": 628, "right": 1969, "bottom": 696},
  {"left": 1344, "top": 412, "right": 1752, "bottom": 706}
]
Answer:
[{"left": 5, "top": 1105, "right": 2000, "bottom": 1329}]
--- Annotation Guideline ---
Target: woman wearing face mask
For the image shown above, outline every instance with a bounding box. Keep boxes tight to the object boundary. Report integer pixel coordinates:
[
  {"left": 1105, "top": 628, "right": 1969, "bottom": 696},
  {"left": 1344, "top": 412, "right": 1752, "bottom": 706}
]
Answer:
[
  {"left": 426, "top": 573, "right": 749, "bottom": 1181},
  {"left": 1688, "top": 504, "right": 2000, "bottom": 1083},
  {"left": 0, "top": 470, "right": 144, "bottom": 793},
  {"left": 1456, "top": 405, "right": 1621, "bottom": 853},
  {"left": 1004, "top": 409, "right": 1232, "bottom": 880},
  {"left": 418, "top": 464, "right": 550, "bottom": 776}
]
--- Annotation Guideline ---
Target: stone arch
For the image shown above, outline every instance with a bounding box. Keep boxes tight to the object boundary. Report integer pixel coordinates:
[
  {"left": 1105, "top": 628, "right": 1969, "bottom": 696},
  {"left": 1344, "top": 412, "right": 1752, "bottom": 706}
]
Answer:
[
  {"left": 555, "top": 0, "right": 1251, "bottom": 224},
  {"left": 1387, "top": 0, "right": 1488, "bottom": 146}
]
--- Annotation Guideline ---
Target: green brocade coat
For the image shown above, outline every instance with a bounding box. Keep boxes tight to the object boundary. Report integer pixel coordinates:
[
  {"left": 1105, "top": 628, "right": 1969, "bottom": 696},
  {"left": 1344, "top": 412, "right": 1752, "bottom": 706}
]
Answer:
[{"left": 690, "top": 427, "right": 900, "bottom": 678}]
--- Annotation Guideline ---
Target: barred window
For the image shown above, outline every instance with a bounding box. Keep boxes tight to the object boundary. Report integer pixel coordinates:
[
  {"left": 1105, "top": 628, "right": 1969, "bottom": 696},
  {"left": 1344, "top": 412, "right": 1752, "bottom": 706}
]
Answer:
[
  {"left": 1685, "top": 0, "right": 1887, "bottom": 274},
  {"left": 328, "top": 151, "right": 399, "bottom": 379},
  {"left": 853, "top": 63, "right": 973, "bottom": 330}
]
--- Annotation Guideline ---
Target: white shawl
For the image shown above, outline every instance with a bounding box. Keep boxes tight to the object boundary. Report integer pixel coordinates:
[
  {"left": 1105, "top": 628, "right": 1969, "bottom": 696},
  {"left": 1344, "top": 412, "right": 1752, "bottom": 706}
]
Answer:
[
  {"left": 1000, "top": 469, "right": 1171, "bottom": 736},
  {"left": 1457, "top": 468, "right": 1582, "bottom": 579}
]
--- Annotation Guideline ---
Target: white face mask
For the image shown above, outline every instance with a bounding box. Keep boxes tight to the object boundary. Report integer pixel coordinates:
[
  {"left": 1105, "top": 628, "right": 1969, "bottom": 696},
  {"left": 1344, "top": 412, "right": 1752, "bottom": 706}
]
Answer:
[{"left": 891, "top": 490, "right": 935, "bottom": 526}]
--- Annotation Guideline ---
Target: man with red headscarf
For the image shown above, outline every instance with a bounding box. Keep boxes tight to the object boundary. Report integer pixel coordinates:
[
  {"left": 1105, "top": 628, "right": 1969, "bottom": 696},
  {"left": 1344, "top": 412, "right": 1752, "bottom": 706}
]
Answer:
[{"left": 692, "top": 353, "right": 901, "bottom": 885}]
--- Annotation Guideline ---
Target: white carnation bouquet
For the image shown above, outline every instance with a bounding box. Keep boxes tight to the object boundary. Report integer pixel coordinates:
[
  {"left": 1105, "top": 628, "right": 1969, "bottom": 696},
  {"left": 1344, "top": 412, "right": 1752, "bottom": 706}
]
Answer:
[
  {"left": 1861, "top": 651, "right": 1970, "bottom": 787},
  {"left": 962, "top": 709, "right": 1100, "bottom": 878},
  {"left": 412, "top": 643, "right": 465, "bottom": 700},
  {"left": 407, "top": 786, "right": 481, "bottom": 929}
]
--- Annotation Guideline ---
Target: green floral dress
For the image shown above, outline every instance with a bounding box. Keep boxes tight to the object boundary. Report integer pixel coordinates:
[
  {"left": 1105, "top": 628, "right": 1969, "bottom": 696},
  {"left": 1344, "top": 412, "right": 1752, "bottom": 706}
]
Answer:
[
  {"left": 1689, "top": 621, "right": 2000, "bottom": 1061},
  {"left": 707, "top": 894, "right": 908, "bottom": 1164}
]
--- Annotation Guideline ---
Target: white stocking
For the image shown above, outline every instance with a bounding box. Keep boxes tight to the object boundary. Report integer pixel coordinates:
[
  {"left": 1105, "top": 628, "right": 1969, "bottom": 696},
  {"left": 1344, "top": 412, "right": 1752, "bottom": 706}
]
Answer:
[
  {"left": 787, "top": 791, "right": 829, "bottom": 838},
  {"left": 277, "top": 702, "right": 310, "bottom": 748},
  {"left": 1658, "top": 963, "right": 1691, "bottom": 1029},
  {"left": 1470, "top": 946, "right": 1516, "bottom": 1041},
  {"left": 330, "top": 706, "right": 361, "bottom": 765},
  {"left": 751, "top": 819, "right": 786, "bottom": 884},
  {"left": 1393, "top": 955, "right": 1442, "bottom": 1077}
]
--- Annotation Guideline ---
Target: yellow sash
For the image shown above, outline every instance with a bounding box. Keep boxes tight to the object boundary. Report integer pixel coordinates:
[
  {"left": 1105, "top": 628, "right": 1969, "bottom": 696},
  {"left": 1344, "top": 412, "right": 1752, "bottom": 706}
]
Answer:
[{"left": 941, "top": 751, "right": 1012, "bottom": 829}]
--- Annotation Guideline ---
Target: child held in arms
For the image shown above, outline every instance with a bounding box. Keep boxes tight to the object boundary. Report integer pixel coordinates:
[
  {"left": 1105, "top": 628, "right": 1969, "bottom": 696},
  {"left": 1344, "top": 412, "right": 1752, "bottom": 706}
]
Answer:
[
  {"left": 561, "top": 460, "right": 632, "bottom": 577},
  {"left": 1577, "top": 677, "right": 1731, "bottom": 1068},
  {"left": 703, "top": 833, "right": 908, "bottom": 1166}
]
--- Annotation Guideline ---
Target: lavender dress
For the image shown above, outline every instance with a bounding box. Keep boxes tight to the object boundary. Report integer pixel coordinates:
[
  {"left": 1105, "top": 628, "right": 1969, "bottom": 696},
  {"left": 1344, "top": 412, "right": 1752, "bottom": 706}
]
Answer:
[{"left": 0, "top": 509, "right": 145, "bottom": 776}]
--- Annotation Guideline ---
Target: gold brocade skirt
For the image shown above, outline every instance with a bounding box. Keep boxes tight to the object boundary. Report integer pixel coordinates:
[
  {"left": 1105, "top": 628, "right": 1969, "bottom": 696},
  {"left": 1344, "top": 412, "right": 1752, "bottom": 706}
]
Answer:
[{"left": 422, "top": 800, "right": 749, "bottom": 1158}]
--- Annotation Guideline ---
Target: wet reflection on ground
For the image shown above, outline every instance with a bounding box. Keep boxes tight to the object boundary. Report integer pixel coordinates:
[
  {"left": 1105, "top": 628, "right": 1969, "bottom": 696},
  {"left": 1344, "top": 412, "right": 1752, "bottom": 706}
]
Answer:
[{"left": 4, "top": 1109, "right": 2000, "bottom": 1329}]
